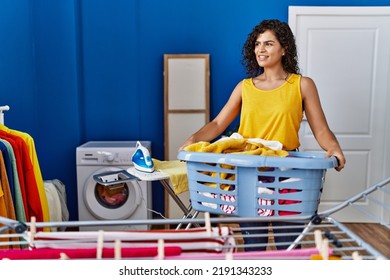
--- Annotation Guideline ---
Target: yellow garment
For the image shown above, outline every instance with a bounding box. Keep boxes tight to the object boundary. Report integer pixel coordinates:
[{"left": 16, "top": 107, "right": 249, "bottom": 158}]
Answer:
[
  {"left": 0, "top": 124, "right": 50, "bottom": 228},
  {"left": 152, "top": 159, "right": 188, "bottom": 195},
  {"left": 184, "top": 138, "right": 288, "bottom": 157},
  {"left": 238, "top": 74, "right": 303, "bottom": 150},
  {"left": 184, "top": 138, "right": 288, "bottom": 190}
]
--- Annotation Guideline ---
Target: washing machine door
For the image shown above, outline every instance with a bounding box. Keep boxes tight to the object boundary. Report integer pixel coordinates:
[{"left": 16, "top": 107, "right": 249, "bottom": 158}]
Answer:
[{"left": 83, "top": 167, "right": 142, "bottom": 220}]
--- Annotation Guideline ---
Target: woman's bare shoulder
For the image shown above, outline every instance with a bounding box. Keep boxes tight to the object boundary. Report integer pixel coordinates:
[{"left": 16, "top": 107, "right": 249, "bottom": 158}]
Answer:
[
  {"left": 300, "top": 76, "right": 318, "bottom": 98},
  {"left": 300, "top": 76, "right": 315, "bottom": 86}
]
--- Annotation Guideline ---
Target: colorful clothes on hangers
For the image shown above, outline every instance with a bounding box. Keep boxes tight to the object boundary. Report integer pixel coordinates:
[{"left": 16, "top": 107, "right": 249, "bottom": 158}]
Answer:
[
  {"left": 0, "top": 130, "right": 44, "bottom": 223},
  {"left": 0, "top": 124, "right": 49, "bottom": 224}
]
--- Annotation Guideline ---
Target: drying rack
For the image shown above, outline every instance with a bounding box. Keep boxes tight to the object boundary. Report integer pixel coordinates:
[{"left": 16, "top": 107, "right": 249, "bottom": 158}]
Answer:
[{"left": 0, "top": 176, "right": 389, "bottom": 260}]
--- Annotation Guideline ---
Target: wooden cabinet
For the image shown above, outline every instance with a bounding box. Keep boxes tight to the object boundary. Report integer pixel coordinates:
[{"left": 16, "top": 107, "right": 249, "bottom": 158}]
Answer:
[{"left": 163, "top": 54, "right": 210, "bottom": 218}]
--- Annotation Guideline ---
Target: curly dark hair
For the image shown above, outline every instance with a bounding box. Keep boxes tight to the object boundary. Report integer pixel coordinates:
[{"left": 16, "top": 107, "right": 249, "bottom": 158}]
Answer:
[{"left": 241, "top": 19, "right": 300, "bottom": 77}]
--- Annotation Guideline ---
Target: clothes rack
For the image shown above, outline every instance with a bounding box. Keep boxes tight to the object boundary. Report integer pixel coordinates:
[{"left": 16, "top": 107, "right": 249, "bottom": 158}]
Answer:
[{"left": 0, "top": 105, "right": 68, "bottom": 232}]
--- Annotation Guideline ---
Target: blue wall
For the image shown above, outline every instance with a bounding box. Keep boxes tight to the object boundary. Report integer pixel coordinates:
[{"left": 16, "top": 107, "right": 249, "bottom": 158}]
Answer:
[{"left": 1, "top": 0, "right": 389, "bottom": 221}]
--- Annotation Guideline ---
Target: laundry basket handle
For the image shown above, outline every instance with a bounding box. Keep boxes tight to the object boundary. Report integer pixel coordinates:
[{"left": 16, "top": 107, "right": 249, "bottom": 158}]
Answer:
[{"left": 177, "top": 150, "right": 337, "bottom": 170}]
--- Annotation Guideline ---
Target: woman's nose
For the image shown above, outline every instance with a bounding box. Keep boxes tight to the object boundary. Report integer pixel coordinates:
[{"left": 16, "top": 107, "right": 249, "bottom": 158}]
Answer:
[{"left": 257, "top": 44, "right": 266, "bottom": 53}]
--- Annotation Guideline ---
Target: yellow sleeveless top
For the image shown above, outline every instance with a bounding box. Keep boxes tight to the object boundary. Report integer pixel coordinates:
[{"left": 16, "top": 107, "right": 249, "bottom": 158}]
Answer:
[{"left": 238, "top": 74, "right": 303, "bottom": 150}]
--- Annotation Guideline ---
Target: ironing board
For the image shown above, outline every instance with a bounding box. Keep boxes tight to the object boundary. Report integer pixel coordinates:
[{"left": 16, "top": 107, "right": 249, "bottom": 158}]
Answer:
[
  {"left": 126, "top": 164, "right": 200, "bottom": 229},
  {"left": 93, "top": 163, "right": 199, "bottom": 229}
]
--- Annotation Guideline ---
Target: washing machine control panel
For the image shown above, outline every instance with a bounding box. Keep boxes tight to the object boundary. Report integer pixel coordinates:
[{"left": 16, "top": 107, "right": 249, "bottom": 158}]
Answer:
[
  {"left": 102, "top": 151, "right": 133, "bottom": 165},
  {"left": 76, "top": 141, "right": 151, "bottom": 166},
  {"left": 77, "top": 150, "right": 134, "bottom": 165},
  {"left": 101, "top": 151, "right": 115, "bottom": 162}
]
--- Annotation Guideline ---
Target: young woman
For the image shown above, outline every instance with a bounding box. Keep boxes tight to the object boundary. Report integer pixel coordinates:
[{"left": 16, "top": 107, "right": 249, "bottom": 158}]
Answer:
[{"left": 180, "top": 19, "right": 346, "bottom": 250}]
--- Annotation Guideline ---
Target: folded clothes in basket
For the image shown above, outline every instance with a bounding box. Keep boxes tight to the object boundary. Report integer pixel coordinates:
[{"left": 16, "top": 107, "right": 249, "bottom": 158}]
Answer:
[
  {"left": 184, "top": 134, "right": 288, "bottom": 157},
  {"left": 184, "top": 136, "right": 289, "bottom": 191},
  {"left": 198, "top": 178, "right": 301, "bottom": 216},
  {"left": 199, "top": 187, "right": 274, "bottom": 216},
  {"left": 184, "top": 135, "right": 288, "bottom": 186}
]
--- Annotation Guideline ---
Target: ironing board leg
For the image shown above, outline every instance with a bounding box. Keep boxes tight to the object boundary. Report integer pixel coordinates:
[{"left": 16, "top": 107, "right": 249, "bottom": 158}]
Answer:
[
  {"left": 177, "top": 210, "right": 200, "bottom": 230},
  {"left": 160, "top": 179, "right": 200, "bottom": 229}
]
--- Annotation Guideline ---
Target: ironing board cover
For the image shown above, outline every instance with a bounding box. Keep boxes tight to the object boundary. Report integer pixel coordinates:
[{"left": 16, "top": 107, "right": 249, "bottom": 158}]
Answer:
[{"left": 128, "top": 159, "right": 188, "bottom": 195}]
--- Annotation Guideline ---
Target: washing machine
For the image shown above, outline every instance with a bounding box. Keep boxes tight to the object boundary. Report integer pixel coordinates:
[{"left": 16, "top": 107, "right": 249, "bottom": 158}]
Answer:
[{"left": 76, "top": 141, "right": 152, "bottom": 231}]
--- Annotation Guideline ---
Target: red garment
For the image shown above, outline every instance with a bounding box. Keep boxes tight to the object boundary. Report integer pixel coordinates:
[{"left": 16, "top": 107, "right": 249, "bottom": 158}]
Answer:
[
  {"left": 0, "top": 134, "right": 28, "bottom": 218},
  {"left": 0, "top": 131, "right": 43, "bottom": 222},
  {"left": 278, "top": 189, "right": 301, "bottom": 216},
  {"left": 0, "top": 246, "right": 182, "bottom": 260}
]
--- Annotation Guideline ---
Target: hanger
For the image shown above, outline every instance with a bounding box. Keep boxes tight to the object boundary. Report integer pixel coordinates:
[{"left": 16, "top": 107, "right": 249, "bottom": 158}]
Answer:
[{"left": 0, "top": 105, "right": 10, "bottom": 125}]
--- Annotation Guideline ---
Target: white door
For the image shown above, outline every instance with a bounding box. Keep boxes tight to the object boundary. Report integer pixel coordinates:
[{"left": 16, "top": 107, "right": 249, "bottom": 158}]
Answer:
[{"left": 289, "top": 6, "right": 390, "bottom": 222}]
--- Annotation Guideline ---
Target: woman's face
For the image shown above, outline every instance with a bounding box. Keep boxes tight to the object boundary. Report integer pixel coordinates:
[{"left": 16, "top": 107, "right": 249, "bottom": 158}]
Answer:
[{"left": 254, "top": 30, "right": 285, "bottom": 69}]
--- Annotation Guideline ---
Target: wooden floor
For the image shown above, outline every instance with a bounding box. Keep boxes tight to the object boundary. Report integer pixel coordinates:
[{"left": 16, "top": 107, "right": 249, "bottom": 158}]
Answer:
[{"left": 343, "top": 223, "right": 390, "bottom": 259}]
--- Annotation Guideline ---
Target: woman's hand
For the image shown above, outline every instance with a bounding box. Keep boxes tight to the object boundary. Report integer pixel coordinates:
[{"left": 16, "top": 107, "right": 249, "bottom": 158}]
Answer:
[
  {"left": 326, "top": 148, "right": 346, "bottom": 171},
  {"left": 178, "top": 139, "right": 194, "bottom": 151}
]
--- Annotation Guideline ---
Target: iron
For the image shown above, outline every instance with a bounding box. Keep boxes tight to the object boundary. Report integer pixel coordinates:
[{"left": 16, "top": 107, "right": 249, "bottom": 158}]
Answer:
[{"left": 131, "top": 141, "right": 154, "bottom": 173}]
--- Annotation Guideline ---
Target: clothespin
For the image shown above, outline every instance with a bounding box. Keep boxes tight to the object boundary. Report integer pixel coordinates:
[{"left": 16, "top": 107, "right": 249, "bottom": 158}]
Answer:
[
  {"left": 114, "top": 239, "right": 121, "bottom": 260},
  {"left": 352, "top": 251, "right": 362, "bottom": 260},
  {"left": 157, "top": 239, "right": 165, "bottom": 260},
  {"left": 96, "top": 230, "right": 104, "bottom": 259},
  {"left": 204, "top": 212, "right": 211, "bottom": 237},
  {"left": 314, "top": 230, "right": 322, "bottom": 251},
  {"left": 225, "top": 251, "right": 233, "bottom": 260},
  {"left": 312, "top": 230, "right": 330, "bottom": 260},
  {"left": 321, "top": 238, "right": 329, "bottom": 260},
  {"left": 29, "top": 216, "right": 36, "bottom": 244},
  {"left": 59, "top": 253, "right": 70, "bottom": 260}
]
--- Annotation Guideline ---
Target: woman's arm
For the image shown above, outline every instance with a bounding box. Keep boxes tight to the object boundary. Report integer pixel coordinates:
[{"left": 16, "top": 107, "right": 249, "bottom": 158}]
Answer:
[
  {"left": 179, "top": 81, "right": 243, "bottom": 150},
  {"left": 301, "top": 76, "right": 346, "bottom": 171}
]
